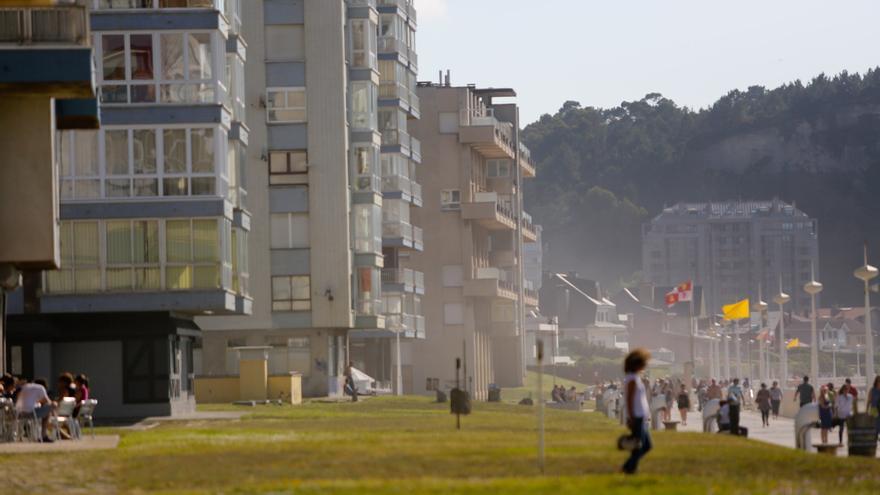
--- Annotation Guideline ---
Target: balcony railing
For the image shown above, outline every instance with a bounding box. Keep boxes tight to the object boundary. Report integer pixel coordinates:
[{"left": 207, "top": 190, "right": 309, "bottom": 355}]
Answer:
[
  {"left": 383, "top": 220, "right": 413, "bottom": 242},
  {"left": 459, "top": 108, "right": 515, "bottom": 157},
  {"left": 410, "top": 137, "right": 421, "bottom": 163},
  {"left": 378, "top": 36, "right": 407, "bottom": 56},
  {"left": 406, "top": 1, "right": 417, "bottom": 23},
  {"left": 95, "top": 0, "right": 220, "bottom": 10},
  {"left": 410, "top": 181, "right": 422, "bottom": 204},
  {"left": 379, "top": 81, "right": 408, "bottom": 102},
  {"left": 382, "top": 268, "right": 424, "bottom": 292},
  {"left": 409, "top": 90, "right": 420, "bottom": 115},
  {"left": 0, "top": 5, "right": 89, "bottom": 46},
  {"left": 381, "top": 173, "right": 411, "bottom": 195},
  {"left": 412, "top": 225, "right": 423, "bottom": 249}
]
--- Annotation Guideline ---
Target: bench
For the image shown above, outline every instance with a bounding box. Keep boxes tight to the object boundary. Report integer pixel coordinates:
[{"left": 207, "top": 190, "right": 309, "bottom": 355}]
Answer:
[
  {"left": 663, "top": 421, "right": 680, "bottom": 431},
  {"left": 813, "top": 444, "right": 840, "bottom": 455}
]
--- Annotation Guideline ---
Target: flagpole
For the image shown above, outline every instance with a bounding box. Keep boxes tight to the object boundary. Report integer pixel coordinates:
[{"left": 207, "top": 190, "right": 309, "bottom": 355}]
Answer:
[
  {"left": 735, "top": 318, "right": 743, "bottom": 380},
  {"left": 689, "top": 282, "right": 696, "bottom": 389}
]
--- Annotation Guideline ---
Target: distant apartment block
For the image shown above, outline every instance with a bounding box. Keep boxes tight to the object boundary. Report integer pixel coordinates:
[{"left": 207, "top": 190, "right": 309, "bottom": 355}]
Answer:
[
  {"left": 197, "top": 0, "right": 425, "bottom": 397},
  {"left": 409, "top": 82, "right": 538, "bottom": 400},
  {"left": 642, "top": 200, "right": 819, "bottom": 315}
]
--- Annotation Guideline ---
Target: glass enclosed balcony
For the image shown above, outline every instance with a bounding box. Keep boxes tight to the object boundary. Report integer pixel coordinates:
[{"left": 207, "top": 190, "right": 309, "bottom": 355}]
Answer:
[
  {"left": 0, "top": 4, "right": 89, "bottom": 45},
  {"left": 382, "top": 267, "right": 424, "bottom": 294}
]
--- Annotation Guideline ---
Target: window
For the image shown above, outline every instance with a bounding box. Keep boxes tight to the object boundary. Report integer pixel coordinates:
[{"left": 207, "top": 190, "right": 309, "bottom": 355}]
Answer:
[
  {"left": 353, "top": 203, "right": 381, "bottom": 254},
  {"left": 165, "top": 219, "right": 221, "bottom": 289},
  {"left": 267, "top": 87, "right": 306, "bottom": 123},
  {"left": 98, "top": 32, "right": 216, "bottom": 105},
  {"left": 350, "top": 82, "right": 377, "bottom": 130},
  {"left": 487, "top": 160, "right": 511, "bottom": 178},
  {"left": 272, "top": 275, "right": 311, "bottom": 312},
  {"left": 444, "top": 303, "right": 464, "bottom": 325},
  {"left": 106, "top": 220, "right": 161, "bottom": 290},
  {"left": 270, "top": 213, "right": 309, "bottom": 249},
  {"left": 349, "top": 19, "right": 376, "bottom": 69},
  {"left": 45, "top": 221, "right": 100, "bottom": 293},
  {"left": 441, "top": 189, "right": 461, "bottom": 210},
  {"left": 267, "top": 336, "right": 311, "bottom": 375},
  {"left": 58, "top": 131, "right": 100, "bottom": 200},
  {"left": 356, "top": 267, "right": 380, "bottom": 315},
  {"left": 269, "top": 150, "right": 308, "bottom": 184},
  {"left": 231, "top": 228, "right": 249, "bottom": 296},
  {"left": 265, "top": 25, "right": 305, "bottom": 61},
  {"left": 442, "top": 265, "right": 463, "bottom": 287},
  {"left": 351, "top": 144, "right": 379, "bottom": 192}
]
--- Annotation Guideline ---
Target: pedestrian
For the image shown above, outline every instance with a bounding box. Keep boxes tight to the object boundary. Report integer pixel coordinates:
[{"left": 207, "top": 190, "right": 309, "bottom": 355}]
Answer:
[
  {"left": 663, "top": 381, "right": 674, "bottom": 422},
  {"left": 707, "top": 379, "right": 722, "bottom": 401},
  {"left": 835, "top": 383, "right": 854, "bottom": 446},
  {"left": 769, "top": 381, "right": 783, "bottom": 419},
  {"left": 867, "top": 375, "right": 880, "bottom": 438},
  {"left": 621, "top": 348, "right": 652, "bottom": 475},
  {"left": 794, "top": 376, "right": 815, "bottom": 408},
  {"left": 677, "top": 383, "right": 690, "bottom": 426},
  {"left": 818, "top": 385, "right": 833, "bottom": 445},
  {"left": 727, "top": 378, "right": 744, "bottom": 435},
  {"left": 756, "top": 383, "right": 771, "bottom": 427},
  {"left": 845, "top": 378, "right": 859, "bottom": 414}
]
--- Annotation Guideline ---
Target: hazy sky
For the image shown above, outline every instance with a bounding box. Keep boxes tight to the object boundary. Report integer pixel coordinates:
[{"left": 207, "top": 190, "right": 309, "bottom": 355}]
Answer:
[{"left": 417, "top": 0, "right": 880, "bottom": 124}]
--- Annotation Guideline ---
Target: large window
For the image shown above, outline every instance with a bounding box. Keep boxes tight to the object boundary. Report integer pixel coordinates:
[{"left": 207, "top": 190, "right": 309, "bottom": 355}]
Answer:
[
  {"left": 350, "top": 82, "right": 377, "bottom": 131},
  {"left": 352, "top": 203, "right": 381, "bottom": 254},
  {"left": 98, "top": 32, "right": 217, "bottom": 105},
  {"left": 45, "top": 222, "right": 100, "bottom": 293},
  {"left": 349, "top": 19, "right": 376, "bottom": 69},
  {"left": 44, "top": 218, "right": 227, "bottom": 294},
  {"left": 166, "top": 219, "right": 221, "bottom": 289},
  {"left": 267, "top": 87, "right": 306, "bottom": 123},
  {"left": 351, "top": 144, "right": 379, "bottom": 192},
  {"left": 270, "top": 213, "right": 309, "bottom": 249},
  {"left": 123, "top": 338, "right": 169, "bottom": 404},
  {"left": 58, "top": 127, "right": 220, "bottom": 200},
  {"left": 269, "top": 150, "right": 308, "bottom": 184},
  {"left": 271, "top": 275, "right": 311, "bottom": 312}
]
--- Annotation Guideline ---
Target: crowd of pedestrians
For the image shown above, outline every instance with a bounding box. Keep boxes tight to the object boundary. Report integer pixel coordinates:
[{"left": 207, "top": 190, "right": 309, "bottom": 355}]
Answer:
[{"left": 0, "top": 372, "right": 91, "bottom": 442}]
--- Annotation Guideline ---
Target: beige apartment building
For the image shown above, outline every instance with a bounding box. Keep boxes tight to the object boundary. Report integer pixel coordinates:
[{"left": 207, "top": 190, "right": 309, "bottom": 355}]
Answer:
[{"left": 409, "top": 82, "right": 538, "bottom": 400}]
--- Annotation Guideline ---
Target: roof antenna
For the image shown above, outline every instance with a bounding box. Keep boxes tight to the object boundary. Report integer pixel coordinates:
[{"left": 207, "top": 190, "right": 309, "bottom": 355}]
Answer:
[{"left": 445, "top": 70, "right": 451, "bottom": 87}]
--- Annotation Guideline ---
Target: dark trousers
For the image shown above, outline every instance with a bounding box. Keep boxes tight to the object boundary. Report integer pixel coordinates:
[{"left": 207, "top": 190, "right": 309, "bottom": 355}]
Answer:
[
  {"left": 760, "top": 409, "right": 770, "bottom": 425},
  {"left": 623, "top": 417, "right": 652, "bottom": 474},
  {"left": 729, "top": 404, "right": 741, "bottom": 435},
  {"left": 771, "top": 400, "right": 781, "bottom": 417}
]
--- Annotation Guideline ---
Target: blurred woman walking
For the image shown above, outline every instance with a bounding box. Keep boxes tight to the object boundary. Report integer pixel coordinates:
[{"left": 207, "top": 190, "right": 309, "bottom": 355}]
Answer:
[{"left": 622, "top": 348, "right": 652, "bottom": 475}]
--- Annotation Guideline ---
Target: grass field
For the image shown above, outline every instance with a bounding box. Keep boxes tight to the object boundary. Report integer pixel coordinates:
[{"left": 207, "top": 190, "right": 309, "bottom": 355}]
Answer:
[
  {"left": 3, "top": 397, "right": 880, "bottom": 494},
  {"left": 503, "top": 371, "right": 592, "bottom": 402}
]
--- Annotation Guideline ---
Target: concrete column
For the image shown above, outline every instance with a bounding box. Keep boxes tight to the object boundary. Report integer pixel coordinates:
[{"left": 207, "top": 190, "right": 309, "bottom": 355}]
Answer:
[{"left": 237, "top": 347, "right": 270, "bottom": 401}]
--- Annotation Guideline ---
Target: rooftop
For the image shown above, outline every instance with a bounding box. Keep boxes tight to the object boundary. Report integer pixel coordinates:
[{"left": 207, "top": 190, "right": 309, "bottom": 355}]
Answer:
[{"left": 653, "top": 199, "right": 812, "bottom": 221}]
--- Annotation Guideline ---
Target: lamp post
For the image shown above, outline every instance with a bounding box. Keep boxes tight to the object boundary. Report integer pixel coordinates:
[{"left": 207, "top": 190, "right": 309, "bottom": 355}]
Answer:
[
  {"left": 723, "top": 327, "right": 731, "bottom": 380},
  {"left": 854, "top": 245, "right": 878, "bottom": 380},
  {"left": 774, "top": 275, "right": 791, "bottom": 385},
  {"left": 756, "top": 287, "right": 769, "bottom": 381},
  {"left": 803, "top": 263, "right": 823, "bottom": 381},
  {"left": 856, "top": 343, "right": 862, "bottom": 377},
  {"left": 831, "top": 343, "right": 838, "bottom": 378}
]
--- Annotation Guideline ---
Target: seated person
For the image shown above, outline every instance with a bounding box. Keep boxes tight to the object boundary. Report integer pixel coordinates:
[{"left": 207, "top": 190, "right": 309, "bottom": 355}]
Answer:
[
  {"left": 74, "top": 374, "right": 90, "bottom": 417},
  {"left": 15, "top": 377, "right": 54, "bottom": 442}
]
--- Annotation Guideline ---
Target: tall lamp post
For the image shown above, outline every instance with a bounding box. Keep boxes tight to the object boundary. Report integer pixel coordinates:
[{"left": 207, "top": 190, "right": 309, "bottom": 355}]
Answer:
[
  {"left": 804, "top": 263, "right": 823, "bottom": 381},
  {"left": 854, "top": 245, "right": 878, "bottom": 380},
  {"left": 756, "top": 287, "right": 769, "bottom": 382},
  {"left": 856, "top": 344, "right": 862, "bottom": 377},
  {"left": 774, "top": 275, "right": 791, "bottom": 385}
]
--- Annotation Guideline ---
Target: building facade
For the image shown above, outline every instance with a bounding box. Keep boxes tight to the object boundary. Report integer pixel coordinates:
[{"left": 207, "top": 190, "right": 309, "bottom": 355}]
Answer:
[
  {"left": 643, "top": 200, "right": 819, "bottom": 316},
  {"left": 197, "top": 0, "right": 425, "bottom": 397},
  {"left": 8, "top": 0, "right": 251, "bottom": 418},
  {"left": 409, "top": 82, "right": 538, "bottom": 400}
]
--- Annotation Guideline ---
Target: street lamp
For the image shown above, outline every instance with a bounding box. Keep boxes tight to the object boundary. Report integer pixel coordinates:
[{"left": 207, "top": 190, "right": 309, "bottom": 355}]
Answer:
[
  {"left": 803, "top": 263, "right": 823, "bottom": 381},
  {"left": 756, "top": 286, "right": 769, "bottom": 382},
  {"left": 774, "top": 275, "right": 791, "bottom": 385},
  {"left": 854, "top": 245, "right": 878, "bottom": 380},
  {"left": 831, "top": 342, "right": 838, "bottom": 378},
  {"left": 856, "top": 343, "right": 862, "bottom": 377}
]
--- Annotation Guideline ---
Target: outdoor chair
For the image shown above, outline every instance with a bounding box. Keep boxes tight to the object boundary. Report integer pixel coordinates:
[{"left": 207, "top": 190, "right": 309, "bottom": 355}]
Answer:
[
  {"left": 0, "top": 398, "right": 15, "bottom": 442},
  {"left": 77, "top": 399, "right": 97, "bottom": 439},
  {"left": 15, "top": 410, "right": 41, "bottom": 442},
  {"left": 51, "top": 397, "right": 79, "bottom": 441}
]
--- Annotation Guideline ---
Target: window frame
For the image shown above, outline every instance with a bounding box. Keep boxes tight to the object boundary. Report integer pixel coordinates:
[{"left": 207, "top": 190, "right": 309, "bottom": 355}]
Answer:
[
  {"left": 271, "top": 275, "right": 312, "bottom": 312},
  {"left": 266, "top": 87, "right": 307, "bottom": 124}
]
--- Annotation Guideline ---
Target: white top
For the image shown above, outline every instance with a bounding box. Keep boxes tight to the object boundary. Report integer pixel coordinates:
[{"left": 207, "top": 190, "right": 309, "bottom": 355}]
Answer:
[
  {"left": 835, "top": 393, "right": 854, "bottom": 419},
  {"left": 625, "top": 373, "right": 649, "bottom": 419},
  {"left": 15, "top": 383, "right": 49, "bottom": 413}
]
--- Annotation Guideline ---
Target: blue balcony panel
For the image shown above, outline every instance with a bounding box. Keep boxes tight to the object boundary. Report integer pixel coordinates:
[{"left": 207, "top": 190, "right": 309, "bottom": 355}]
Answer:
[
  {"left": 264, "top": 0, "right": 304, "bottom": 24},
  {"left": 56, "top": 98, "right": 100, "bottom": 130},
  {"left": 270, "top": 249, "right": 310, "bottom": 276},
  {"left": 226, "top": 34, "right": 247, "bottom": 60},
  {"left": 230, "top": 121, "right": 249, "bottom": 146},
  {"left": 101, "top": 105, "right": 230, "bottom": 128},
  {"left": 266, "top": 62, "right": 305, "bottom": 87},
  {"left": 61, "top": 198, "right": 229, "bottom": 221},
  {"left": 267, "top": 123, "right": 306, "bottom": 150},
  {"left": 40, "top": 290, "right": 244, "bottom": 315},
  {"left": 91, "top": 11, "right": 225, "bottom": 32},
  {"left": 0, "top": 49, "right": 95, "bottom": 98}
]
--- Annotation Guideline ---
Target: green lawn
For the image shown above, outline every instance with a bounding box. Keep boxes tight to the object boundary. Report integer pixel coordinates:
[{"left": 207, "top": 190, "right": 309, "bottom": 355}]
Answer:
[
  {"left": 503, "top": 371, "right": 592, "bottom": 403},
  {"left": 3, "top": 397, "right": 880, "bottom": 494}
]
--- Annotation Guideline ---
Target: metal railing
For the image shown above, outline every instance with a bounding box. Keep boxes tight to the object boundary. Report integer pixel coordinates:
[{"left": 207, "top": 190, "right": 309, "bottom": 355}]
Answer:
[
  {"left": 381, "top": 173, "right": 412, "bottom": 195},
  {"left": 381, "top": 268, "right": 424, "bottom": 292},
  {"left": 377, "top": 36, "right": 406, "bottom": 55},
  {"left": 381, "top": 129, "right": 411, "bottom": 150},
  {"left": 383, "top": 220, "right": 414, "bottom": 243},
  {"left": 410, "top": 181, "right": 422, "bottom": 204},
  {"left": 409, "top": 91, "right": 420, "bottom": 114},
  {"left": 412, "top": 226, "right": 423, "bottom": 248},
  {"left": 410, "top": 137, "right": 421, "bottom": 162},
  {"left": 379, "top": 81, "right": 408, "bottom": 101},
  {"left": 0, "top": 5, "right": 89, "bottom": 45},
  {"left": 459, "top": 108, "right": 515, "bottom": 151}
]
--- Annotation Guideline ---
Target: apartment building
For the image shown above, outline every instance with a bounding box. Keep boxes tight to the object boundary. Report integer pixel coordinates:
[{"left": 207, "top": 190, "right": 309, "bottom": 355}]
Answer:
[
  {"left": 642, "top": 200, "right": 819, "bottom": 316},
  {"left": 0, "top": 0, "right": 100, "bottom": 374},
  {"left": 7, "top": 0, "right": 250, "bottom": 417},
  {"left": 197, "top": 0, "right": 425, "bottom": 397},
  {"left": 409, "top": 82, "right": 538, "bottom": 400}
]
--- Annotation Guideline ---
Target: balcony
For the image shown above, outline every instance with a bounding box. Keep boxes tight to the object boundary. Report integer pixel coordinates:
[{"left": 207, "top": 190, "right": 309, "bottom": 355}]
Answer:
[
  {"left": 523, "top": 288, "right": 539, "bottom": 308},
  {"left": 463, "top": 267, "right": 517, "bottom": 301},
  {"left": 408, "top": 90, "right": 420, "bottom": 118},
  {"left": 382, "top": 268, "right": 424, "bottom": 295},
  {"left": 383, "top": 220, "right": 421, "bottom": 251},
  {"left": 519, "top": 142, "right": 536, "bottom": 178},
  {"left": 410, "top": 136, "right": 421, "bottom": 163},
  {"left": 410, "top": 181, "right": 422, "bottom": 207},
  {"left": 0, "top": 4, "right": 96, "bottom": 99},
  {"left": 459, "top": 108, "right": 515, "bottom": 159},
  {"left": 381, "top": 128, "right": 412, "bottom": 157},
  {"left": 377, "top": 36, "right": 409, "bottom": 63},
  {"left": 461, "top": 192, "right": 517, "bottom": 231},
  {"left": 521, "top": 212, "right": 538, "bottom": 243},
  {"left": 379, "top": 81, "right": 409, "bottom": 109}
]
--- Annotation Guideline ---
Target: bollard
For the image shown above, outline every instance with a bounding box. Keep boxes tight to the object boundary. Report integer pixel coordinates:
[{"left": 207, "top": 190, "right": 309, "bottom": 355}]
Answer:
[{"left": 794, "top": 403, "right": 819, "bottom": 450}]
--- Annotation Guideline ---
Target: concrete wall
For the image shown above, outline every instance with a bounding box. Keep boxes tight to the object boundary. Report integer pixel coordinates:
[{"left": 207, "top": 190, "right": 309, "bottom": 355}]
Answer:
[
  {"left": 0, "top": 96, "right": 58, "bottom": 269},
  {"left": 195, "top": 374, "right": 302, "bottom": 404},
  {"left": 268, "top": 374, "right": 303, "bottom": 404}
]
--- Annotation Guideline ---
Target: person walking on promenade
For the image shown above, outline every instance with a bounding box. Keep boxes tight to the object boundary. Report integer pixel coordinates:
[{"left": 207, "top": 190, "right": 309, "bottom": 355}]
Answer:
[
  {"left": 622, "top": 348, "right": 652, "bottom": 475},
  {"left": 867, "top": 375, "right": 880, "bottom": 438},
  {"left": 727, "top": 378, "right": 745, "bottom": 436},
  {"left": 677, "top": 383, "right": 690, "bottom": 426},
  {"left": 756, "top": 383, "right": 771, "bottom": 427},
  {"left": 794, "top": 376, "right": 815, "bottom": 409},
  {"left": 707, "top": 379, "right": 722, "bottom": 401},
  {"left": 817, "top": 385, "right": 834, "bottom": 444},
  {"left": 769, "top": 381, "right": 783, "bottom": 419},
  {"left": 835, "top": 383, "right": 854, "bottom": 446}
]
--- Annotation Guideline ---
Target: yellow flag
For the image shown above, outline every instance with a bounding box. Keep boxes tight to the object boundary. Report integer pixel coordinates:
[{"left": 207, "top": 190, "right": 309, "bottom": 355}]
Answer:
[
  {"left": 786, "top": 338, "right": 800, "bottom": 349},
  {"left": 722, "top": 299, "right": 750, "bottom": 321}
]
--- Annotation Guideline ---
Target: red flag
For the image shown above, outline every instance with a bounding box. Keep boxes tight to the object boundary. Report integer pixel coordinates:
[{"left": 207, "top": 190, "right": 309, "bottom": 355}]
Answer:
[{"left": 665, "top": 280, "right": 693, "bottom": 308}]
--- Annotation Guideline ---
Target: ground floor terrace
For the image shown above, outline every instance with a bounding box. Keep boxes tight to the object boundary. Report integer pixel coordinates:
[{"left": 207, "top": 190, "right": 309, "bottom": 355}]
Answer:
[{"left": 2, "top": 396, "right": 879, "bottom": 494}]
